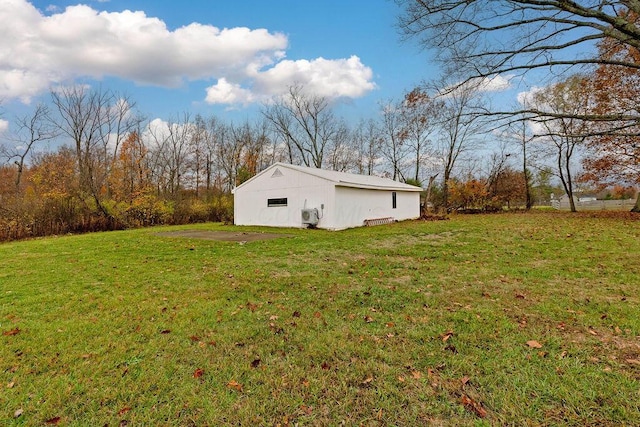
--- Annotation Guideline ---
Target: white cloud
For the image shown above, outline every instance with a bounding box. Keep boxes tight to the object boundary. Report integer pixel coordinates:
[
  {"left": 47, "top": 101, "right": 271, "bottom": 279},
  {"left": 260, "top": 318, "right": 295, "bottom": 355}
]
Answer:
[
  {"left": 475, "top": 75, "right": 513, "bottom": 92},
  {"left": 0, "top": 119, "right": 9, "bottom": 133},
  {"left": 205, "top": 55, "right": 375, "bottom": 105},
  {"left": 205, "top": 78, "right": 256, "bottom": 106},
  {"left": 0, "top": 0, "right": 375, "bottom": 106},
  {"left": 517, "top": 86, "right": 544, "bottom": 106}
]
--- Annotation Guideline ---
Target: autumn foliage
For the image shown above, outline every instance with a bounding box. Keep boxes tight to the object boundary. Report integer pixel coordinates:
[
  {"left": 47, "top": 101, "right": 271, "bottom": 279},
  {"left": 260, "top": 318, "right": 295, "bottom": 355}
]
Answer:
[
  {"left": 582, "top": 9, "right": 640, "bottom": 209},
  {"left": 0, "top": 141, "right": 233, "bottom": 242}
]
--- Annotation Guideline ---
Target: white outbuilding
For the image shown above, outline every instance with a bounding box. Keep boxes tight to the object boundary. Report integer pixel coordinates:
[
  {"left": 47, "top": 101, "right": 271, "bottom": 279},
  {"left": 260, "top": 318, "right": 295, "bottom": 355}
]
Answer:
[{"left": 232, "top": 162, "right": 422, "bottom": 230}]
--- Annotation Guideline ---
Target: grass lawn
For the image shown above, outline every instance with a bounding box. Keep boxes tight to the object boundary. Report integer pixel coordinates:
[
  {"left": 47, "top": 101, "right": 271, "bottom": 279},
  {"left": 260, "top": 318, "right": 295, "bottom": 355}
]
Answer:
[{"left": 1, "top": 211, "right": 639, "bottom": 426}]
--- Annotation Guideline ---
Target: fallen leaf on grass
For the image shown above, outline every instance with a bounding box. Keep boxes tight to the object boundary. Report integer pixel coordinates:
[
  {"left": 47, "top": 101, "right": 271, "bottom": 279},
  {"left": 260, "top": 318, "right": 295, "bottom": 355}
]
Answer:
[
  {"left": 45, "top": 416, "right": 61, "bottom": 424},
  {"left": 14, "top": 409, "right": 23, "bottom": 418},
  {"left": 3, "top": 328, "right": 20, "bottom": 336},
  {"left": 118, "top": 407, "right": 132, "bottom": 416},
  {"left": 626, "top": 359, "right": 640, "bottom": 365},
  {"left": 588, "top": 328, "right": 598, "bottom": 336},
  {"left": 441, "top": 331, "right": 454, "bottom": 342},
  {"left": 227, "top": 380, "right": 243, "bottom": 392},
  {"left": 411, "top": 370, "right": 422, "bottom": 379},
  {"left": 292, "top": 311, "right": 301, "bottom": 318},
  {"left": 362, "top": 376, "right": 374, "bottom": 385},
  {"left": 160, "top": 329, "right": 171, "bottom": 334},
  {"left": 7, "top": 381, "right": 15, "bottom": 388},
  {"left": 300, "top": 404, "right": 313, "bottom": 415},
  {"left": 193, "top": 368, "right": 204, "bottom": 379},
  {"left": 461, "top": 394, "right": 487, "bottom": 418},
  {"left": 364, "top": 315, "right": 374, "bottom": 323},
  {"left": 461, "top": 376, "right": 470, "bottom": 385},
  {"left": 526, "top": 340, "right": 543, "bottom": 349}
]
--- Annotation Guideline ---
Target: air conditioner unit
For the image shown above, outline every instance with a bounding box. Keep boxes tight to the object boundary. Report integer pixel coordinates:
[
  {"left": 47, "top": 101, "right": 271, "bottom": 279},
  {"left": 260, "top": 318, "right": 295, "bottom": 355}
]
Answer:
[{"left": 301, "top": 208, "right": 319, "bottom": 226}]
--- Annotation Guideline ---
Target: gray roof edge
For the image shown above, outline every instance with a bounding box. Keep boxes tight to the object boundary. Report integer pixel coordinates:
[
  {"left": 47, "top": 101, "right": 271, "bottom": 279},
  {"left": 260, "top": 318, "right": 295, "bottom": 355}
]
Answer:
[{"left": 233, "top": 162, "right": 423, "bottom": 192}]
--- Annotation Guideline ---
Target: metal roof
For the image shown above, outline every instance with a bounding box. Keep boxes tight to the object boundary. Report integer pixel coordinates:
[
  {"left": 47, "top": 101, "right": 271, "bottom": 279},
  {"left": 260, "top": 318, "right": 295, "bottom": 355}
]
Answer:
[{"left": 234, "top": 162, "right": 423, "bottom": 192}]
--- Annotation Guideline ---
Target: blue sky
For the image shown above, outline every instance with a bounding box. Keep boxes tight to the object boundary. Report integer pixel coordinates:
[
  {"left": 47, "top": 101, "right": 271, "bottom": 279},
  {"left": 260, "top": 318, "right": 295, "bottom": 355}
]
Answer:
[{"left": 1, "top": 0, "right": 439, "bottom": 126}]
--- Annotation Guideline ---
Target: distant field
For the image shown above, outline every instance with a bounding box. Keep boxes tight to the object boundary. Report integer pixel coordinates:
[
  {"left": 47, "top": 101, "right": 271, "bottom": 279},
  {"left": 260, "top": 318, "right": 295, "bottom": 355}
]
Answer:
[{"left": 1, "top": 212, "right": 639, "bottom": 426}]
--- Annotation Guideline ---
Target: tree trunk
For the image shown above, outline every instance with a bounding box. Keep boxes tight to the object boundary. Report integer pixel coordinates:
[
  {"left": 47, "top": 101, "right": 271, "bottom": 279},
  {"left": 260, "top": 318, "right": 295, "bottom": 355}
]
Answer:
[
  {"left": 442, "top": 170, "right": 451, "bottom": 213},
  {"left": 523, "top": 144, "right": 532, "bottom": 210},
  {"left": 422, "top": 174, "right": 438, "bottom": 216},
  {"left": 632, "top": 192, "right": 640, "bottom": 213}
]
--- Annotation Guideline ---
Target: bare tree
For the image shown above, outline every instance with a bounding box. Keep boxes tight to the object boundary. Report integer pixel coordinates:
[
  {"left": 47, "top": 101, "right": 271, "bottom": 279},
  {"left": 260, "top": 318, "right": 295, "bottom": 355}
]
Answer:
[
  {"left": 325, "top": 121, "right": 356, "bottom": 172},
  {"left": 531, "top": 75, "right": 592, "bottom": 212},
  {"left": 262, "top": 85, "right": 342, "bottom": 168},
  {"left": 4, "top": 104, "right": 57, "bottom": 188},
  {"left": 397, "top": 1, "right": 640, "bottom": 128},
  {"left": 502, "top": 108, "right": 535, "bottom": 210},
  {"left": 398, "top": 87, "right": 442, "bottom": 183},
  {"left": 397, "top": 1, "right": 640, "bottom": 78},
  {"left": 50, "top": 86, "right": 141, "bottom": 214},
  {"left": 148, "top": 113, "right": 193, "bottom": 199},
  {"left": 353, "top": 119, "right": 383, "bottom": 175},
  {"left": 379, "top": 99, "right": 408, "bottom": 181},
  {"left": 429, "top": 79, "right": 487, "bottom": 211}
]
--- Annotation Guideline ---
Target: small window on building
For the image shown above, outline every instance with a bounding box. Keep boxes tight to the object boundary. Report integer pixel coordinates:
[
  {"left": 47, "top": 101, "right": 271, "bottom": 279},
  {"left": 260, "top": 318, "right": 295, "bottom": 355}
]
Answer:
[
  {"left": 268, "top": 197, "right": 288, "bottom": 207},
  {"left": 392, "top": 191, "right": 397, "bottom": 209}
]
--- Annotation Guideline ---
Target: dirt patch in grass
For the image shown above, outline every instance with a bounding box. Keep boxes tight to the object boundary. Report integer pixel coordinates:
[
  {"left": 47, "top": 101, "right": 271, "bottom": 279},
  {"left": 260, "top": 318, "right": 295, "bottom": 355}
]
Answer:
[{"left": 156, "top": 230, "right": 293, "bottom": 242}]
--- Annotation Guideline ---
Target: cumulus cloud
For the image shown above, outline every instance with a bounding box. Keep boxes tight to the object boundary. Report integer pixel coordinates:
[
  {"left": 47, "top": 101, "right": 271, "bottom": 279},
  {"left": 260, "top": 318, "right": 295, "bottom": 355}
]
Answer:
[
  {"left": 0, "top": 0, "right": 375, "bottom": 105},
  {"left": 475, "top": 75, "right": 514, "bottom": 92},
  {"left": 205, "top": 55, "right": 375, "bottom": 105},
  {"left": 517, "top": 86, "right": 544, "bottom": 106},
  {"left": 205, "top": 78, "right": 257, "bottom": 106},
  {"left": 0, "top": 119, "right": 9, "bottom": 133}
]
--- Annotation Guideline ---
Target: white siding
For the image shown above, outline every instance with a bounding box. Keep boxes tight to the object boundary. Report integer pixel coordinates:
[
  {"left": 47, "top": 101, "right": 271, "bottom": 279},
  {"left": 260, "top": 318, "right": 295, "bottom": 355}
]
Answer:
[
  {"left": 331, "top": 186, "right": 420, "bottom": 230},
  {"left": 234, "top": 166, "right": 333, "bottom": 228},
  {"left": 233, "top": 163, "right": 421, "bottom": 230}
]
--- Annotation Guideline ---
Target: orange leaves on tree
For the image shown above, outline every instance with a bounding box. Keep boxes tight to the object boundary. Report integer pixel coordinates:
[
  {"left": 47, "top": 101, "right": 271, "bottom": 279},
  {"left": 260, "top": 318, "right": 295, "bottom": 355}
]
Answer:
[{"left": 583, "top": 9, "right": 640, "bottom": 190}]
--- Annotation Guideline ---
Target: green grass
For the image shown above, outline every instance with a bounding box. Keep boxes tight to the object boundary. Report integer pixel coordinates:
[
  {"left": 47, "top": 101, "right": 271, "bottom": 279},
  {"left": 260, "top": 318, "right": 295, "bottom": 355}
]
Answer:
[{"left": 1, "top": 212, "right": 639, "bottom": 426}]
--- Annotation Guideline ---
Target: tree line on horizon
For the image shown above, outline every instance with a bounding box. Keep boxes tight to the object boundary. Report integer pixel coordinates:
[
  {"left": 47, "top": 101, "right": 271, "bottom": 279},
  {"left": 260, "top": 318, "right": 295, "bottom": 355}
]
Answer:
[{"left": 1, "top": 2, "right": 639, "bottom": 241}]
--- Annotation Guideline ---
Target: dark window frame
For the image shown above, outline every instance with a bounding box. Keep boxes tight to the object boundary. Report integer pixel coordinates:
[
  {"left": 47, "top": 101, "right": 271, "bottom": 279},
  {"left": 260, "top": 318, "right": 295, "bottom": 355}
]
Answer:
[
  {"left": 267, "top": 197, "right": 288, "bottom": 207},
  {"left": 392, "top": 191, "right": 397, "bottom": 209}
]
